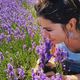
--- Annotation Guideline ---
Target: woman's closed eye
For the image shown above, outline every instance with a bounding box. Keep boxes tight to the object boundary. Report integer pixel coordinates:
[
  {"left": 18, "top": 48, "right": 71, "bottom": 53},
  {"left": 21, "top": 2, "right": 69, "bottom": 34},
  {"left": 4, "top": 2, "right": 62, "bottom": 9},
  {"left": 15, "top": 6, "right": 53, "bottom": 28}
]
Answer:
[
  {"left": 43, "top": 28, "right": 53, "bottom": 32},
  {"left": 46, "top": 29, "right": 52, "bottom": 32}
]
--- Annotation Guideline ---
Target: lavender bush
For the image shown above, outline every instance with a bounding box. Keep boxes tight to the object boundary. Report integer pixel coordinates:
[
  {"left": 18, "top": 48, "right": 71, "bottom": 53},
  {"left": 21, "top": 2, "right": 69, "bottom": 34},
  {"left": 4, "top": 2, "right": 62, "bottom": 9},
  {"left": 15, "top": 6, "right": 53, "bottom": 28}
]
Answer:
[
  {"left": 32, "top": 38, "right": 68, "bottom": 80},
  {"left": 0, "top": 0, "right": 69, "bottom": 80},
  {"left": 0, "top": 0, "right": 40, "bottom": 79}
]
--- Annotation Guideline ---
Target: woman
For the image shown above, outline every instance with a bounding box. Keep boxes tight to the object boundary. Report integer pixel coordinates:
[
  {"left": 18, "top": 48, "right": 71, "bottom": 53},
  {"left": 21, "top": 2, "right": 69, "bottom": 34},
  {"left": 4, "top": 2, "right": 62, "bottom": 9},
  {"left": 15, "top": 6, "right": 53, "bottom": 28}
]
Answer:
[{"left": 34, "top": 0, "right": 80, "bottom": 79}]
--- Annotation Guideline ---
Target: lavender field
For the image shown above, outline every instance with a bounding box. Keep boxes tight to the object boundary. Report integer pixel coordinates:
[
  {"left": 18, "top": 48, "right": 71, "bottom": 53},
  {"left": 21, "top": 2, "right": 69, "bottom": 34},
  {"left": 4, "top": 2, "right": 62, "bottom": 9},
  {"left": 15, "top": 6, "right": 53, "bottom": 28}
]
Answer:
[
  {"left": 0, "top": 0, "right": 40, "bottom": 80},
  {"left": 0, "top": 0, "right": 72, "bottom": 80}
]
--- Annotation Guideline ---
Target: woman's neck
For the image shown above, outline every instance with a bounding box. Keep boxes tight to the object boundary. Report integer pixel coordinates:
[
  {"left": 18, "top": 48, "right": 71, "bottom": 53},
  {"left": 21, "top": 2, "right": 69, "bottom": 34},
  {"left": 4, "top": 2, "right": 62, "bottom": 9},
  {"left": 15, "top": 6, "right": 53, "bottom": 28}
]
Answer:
[{"left": 65, "top": 38, "right": 80, "bottom": 53}]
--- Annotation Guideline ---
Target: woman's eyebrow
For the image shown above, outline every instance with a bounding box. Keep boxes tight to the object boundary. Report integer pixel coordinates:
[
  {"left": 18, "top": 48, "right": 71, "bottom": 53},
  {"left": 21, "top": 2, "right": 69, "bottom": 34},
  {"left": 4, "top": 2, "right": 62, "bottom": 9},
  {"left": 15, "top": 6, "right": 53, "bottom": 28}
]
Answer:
[{"left": 43, "top": 27, "right": 51, "bottom": 30}]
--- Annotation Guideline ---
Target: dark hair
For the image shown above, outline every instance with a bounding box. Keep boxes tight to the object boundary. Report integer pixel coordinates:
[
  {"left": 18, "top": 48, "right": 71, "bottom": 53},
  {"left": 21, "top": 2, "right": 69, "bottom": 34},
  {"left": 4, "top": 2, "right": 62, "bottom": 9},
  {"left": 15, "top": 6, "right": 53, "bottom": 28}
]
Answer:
[{"left": 34, "top": 0, "right": 80, "bottom": 29}]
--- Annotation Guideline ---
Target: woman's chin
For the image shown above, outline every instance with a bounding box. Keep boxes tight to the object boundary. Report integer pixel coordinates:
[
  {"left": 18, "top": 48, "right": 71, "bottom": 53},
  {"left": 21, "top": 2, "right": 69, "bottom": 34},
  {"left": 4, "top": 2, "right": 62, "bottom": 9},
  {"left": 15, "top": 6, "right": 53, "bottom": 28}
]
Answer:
[
  {"left": 51, "top": 41, "right": 59, "bottom": 45},
  {"left": 51, "top": 40, "right": 63, "bottom": 45}
]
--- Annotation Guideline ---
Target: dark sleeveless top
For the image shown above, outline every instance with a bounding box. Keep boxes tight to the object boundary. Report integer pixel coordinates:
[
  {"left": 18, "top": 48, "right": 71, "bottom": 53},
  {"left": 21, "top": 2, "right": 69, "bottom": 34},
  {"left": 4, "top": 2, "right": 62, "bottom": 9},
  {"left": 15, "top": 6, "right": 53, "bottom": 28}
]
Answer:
[{"left": 56, "top": 42, "right": 80, "bottom": 75}]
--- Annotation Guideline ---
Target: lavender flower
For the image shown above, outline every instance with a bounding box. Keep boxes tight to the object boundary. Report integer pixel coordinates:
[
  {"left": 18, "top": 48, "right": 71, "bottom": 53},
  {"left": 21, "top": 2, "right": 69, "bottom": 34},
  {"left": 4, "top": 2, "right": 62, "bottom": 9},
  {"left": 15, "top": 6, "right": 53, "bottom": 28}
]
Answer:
[
  {"left": 0, "top": 33, "right": 5, "bottom": 41},
  {"left": 55, "top": 73, "right": 62, "bottom": 80},
  {"left": 7, "top": 63, "right": 14, "bottom": 73},
  {"left": 51, "top": 75, "right": 55, "bottom": 80},
  {"left": 17, "top": 67, "right": 25, "bottom": 79},
  {"left": 51, "top": 48, "right": 68, "bottom": 74},
  {"left": 32, "top": 68, "right": 63, "bottom": 80},
  {"left": 0, "top": 0, "right": 37, "bottom": 42},
  {"left": 54, "top": 48, "right": 68, "bottom": 63},
  {"left": 32, "top": 42, "right": 36, "bottom": 49},
  {"left": 27, "top": 26, "right": 35, "bottom": 38},
  {"left": 26, "top": 0, "right": 37, "bottom": 5},
  {"left": 0, "top": 52, "right": 4, "bottom": 67},
  {"left": 32, "top": 68, "right": 49, "bottom": 80},
  {"left": 6, "top": 35, "right": 11, "bottom": 43},
  {"left": 33, "top": 38, "right": 68, "bottom": 79},
  {"left": 45, "top": 39, "right": 52, "bottom": 61},
  {"left": 0, "top": 52, "right": 4, "bottom": 61},
  {"left": 23, "top": 44, "right": 27, "bottom": 50},
  {"left": 6, "top": 63, "right": 25, "bottom": 79},
  {"left": 36, "top": 39, "right": 52, "bottom": 68},
  {"left": 6, "top": 63, "right": 15, "bottom": 79}
]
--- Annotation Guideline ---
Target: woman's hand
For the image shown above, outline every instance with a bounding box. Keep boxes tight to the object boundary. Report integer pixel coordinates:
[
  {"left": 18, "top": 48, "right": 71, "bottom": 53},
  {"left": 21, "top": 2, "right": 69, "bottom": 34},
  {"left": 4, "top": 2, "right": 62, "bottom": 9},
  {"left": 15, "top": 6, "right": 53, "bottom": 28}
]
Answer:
[
  {"left": 63, "top": 75, "right": 79, "bottom": 80},
  {"left": 46, "top": 56, "right": 56, "bottom": 68},
  {"left": 34, "top": 59, "right": 80, "bottom": 80}
]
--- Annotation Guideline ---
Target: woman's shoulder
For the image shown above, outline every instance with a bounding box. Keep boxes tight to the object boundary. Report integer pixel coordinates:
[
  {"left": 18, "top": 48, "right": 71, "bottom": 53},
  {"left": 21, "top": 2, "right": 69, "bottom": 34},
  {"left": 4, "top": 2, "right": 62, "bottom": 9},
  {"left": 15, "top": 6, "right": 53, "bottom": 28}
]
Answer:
[
  {"left": 56, "top": 42, "right": 67, "bottom": 51},
  {"left": 56, "top": 42, "right": 80, "bottom": 63}
]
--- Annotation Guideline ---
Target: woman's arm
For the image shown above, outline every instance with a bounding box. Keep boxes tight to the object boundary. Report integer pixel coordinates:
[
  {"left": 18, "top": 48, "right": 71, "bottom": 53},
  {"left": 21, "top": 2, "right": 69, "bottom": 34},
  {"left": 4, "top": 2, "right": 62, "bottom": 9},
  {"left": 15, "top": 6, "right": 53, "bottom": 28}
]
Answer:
[
  {"left": 75, "top": 74, "right": 80, "bottom": 80},
  {"left": 64, "top": 74, "right": 80, "bottom": 80}
]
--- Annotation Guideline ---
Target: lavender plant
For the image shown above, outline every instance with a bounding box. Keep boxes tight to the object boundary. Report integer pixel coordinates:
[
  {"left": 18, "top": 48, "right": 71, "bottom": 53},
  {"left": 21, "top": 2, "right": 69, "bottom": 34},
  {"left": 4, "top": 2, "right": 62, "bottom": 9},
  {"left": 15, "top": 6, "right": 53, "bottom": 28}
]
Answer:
[
  {"left": 32, "top": 39, "right": 68, "bottom": 80},
  {"left": 53, "top": 48, "right": 68, "bottom": 74},
  {"left": 0, "top": 52, "right": 4, "bottom": 63},
  {"left": 32, "top": 66, "right": 63, "bottom": 80},
  {"left": 5, "top": 63, "right": 25, "bottom": 80},
  {"left": 36, "top": 39, "right": 52, "bottom": 68},
  {"left": 0, "top": 0, "right": 39, "bottom": 79},
  {"left": 6, "top": 63, "right": 16, "bottom": 80}
]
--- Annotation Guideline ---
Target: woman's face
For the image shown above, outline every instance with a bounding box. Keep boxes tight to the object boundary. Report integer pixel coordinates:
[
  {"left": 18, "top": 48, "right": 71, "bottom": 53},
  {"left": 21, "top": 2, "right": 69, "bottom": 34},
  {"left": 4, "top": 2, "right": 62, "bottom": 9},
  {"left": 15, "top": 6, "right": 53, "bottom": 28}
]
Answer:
[{"left": 38, "top": 17, "right": 66, "bottom": 44}]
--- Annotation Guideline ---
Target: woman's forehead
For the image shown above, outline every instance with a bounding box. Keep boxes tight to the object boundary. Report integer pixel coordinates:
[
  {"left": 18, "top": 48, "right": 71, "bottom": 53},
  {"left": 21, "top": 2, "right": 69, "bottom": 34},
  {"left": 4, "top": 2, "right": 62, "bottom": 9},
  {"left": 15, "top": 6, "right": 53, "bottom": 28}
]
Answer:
[
  {"left": 38, "top": 17, "right": 53, "bottom": 26},
  {"left": 37, "top": 17, "right": 63, "bottom": 29}
]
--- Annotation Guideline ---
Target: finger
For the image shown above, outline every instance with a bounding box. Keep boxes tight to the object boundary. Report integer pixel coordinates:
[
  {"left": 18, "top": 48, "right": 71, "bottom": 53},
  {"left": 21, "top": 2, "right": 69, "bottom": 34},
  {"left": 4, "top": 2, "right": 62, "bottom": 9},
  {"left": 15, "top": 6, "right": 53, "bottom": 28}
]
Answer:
[{"left": 45, "top": 71, "right": 56, "bottom": 77}]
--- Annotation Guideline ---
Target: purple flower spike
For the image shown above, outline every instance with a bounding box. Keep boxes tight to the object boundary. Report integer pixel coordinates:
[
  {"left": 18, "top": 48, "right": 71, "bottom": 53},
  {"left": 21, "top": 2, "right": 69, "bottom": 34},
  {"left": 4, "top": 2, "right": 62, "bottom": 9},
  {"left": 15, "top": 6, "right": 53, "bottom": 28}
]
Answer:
[
  {"left": 6, "top": 35, "right": 11, "bottom": 43},
  {"left": 23, "top": 44, "right": 27, "bottom": 49},
  {"left": 17, "top": 67, "right": 25, "bottom": 79},
  {"left": 6, "top": 63, "right": 15, "bottom": 78},
  {"left": 55, "top": 73, "right": 63, "bottom": 80},
  {"left": 54, "top": 48, "right": 68, "bottom": 63},
  {"left": 7, "top": 63, "right": 14, "bottom": 71},
  {"left": 36, "top": 39, "right": 52, "bottom": 68},
  {"left": 0, "top": 33, "right": 5, "bottom": 40},
  {"left": 0, "top": 52, "right": 4, "bottom": 60},
  {"left": 9, "top": 71, "right": 14, "bottom": 77}
]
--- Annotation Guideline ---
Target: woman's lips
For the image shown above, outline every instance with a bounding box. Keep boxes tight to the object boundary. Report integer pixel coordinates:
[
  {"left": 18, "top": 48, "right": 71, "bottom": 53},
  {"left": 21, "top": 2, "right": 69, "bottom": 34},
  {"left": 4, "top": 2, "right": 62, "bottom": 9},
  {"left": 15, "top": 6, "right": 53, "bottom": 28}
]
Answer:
[
  {"left": 51, "top": 40, "right": 56, "bottom": 45},
  {"left": 51, "top": 41, "right": 56, "bottom": 47}
]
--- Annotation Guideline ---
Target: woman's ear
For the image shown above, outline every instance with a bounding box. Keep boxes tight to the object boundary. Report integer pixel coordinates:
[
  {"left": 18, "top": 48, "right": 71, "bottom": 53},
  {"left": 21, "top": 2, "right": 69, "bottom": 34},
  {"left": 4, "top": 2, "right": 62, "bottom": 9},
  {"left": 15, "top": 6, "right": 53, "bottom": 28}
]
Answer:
[
  {"left": 66, "top": 18, "right": 80, "bottom": 39},
  {"left": 66, "top": 18, "right": 77, "bottom": 32}
]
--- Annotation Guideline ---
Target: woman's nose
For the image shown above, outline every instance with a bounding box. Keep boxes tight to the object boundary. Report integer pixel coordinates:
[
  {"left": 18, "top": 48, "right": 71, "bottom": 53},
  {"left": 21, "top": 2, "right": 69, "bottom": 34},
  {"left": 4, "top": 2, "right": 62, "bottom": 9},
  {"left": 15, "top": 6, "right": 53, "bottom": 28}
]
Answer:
[{"left": 42, "top": 29, "right": 50, "bottom": 39}]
